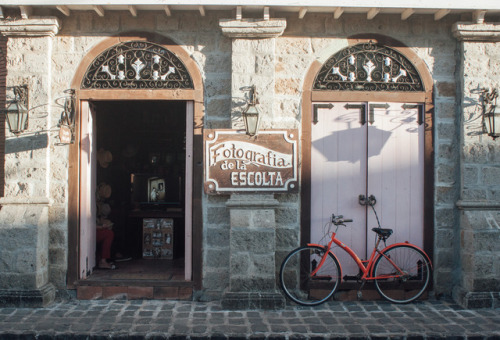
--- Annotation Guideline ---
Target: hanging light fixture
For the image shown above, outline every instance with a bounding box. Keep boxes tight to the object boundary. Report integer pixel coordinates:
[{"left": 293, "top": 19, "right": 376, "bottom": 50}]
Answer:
[
  {"left": 242, "top": 85, "right": 260, "bottom": 136},
  {"left": 58, "top": 89, "right": 76, "bottom": 144},
  {"left": 481, "top": 88, "right": 500, "bottom": 140},
  {"left": 2, "top": 85, "right": 29, "bottom": 135}
]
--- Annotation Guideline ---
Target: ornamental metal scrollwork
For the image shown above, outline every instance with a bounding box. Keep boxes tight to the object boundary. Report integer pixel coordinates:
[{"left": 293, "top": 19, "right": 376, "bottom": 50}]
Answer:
[
  {"left": 81, "top": 41, "right": 194, "bottom": 89},
  {"left": 313, "top": 42, "right": 423, "bottom": 92}
]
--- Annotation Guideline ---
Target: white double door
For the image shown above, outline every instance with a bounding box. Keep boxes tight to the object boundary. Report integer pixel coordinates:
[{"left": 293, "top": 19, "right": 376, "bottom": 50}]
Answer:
[{"left": 311, "top": 102, "right": 424, "bottom": 276}]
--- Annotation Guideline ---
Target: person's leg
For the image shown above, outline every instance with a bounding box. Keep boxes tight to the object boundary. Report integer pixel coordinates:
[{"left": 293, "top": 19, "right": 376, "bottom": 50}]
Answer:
[{"left": 96, "top": 229, "right": 114, "bottom": 268}]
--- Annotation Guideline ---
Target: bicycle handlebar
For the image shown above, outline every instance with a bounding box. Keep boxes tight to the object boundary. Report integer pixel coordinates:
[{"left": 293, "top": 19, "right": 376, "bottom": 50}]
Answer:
[{"left": 331, "top": 214, "right": 353, "bottom": 225}]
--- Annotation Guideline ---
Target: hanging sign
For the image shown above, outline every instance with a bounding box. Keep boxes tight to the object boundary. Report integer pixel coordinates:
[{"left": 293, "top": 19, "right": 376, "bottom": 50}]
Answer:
[
  {"left": 204, "top": 129, "right": 298, "bottom": 194},
  {"left": 58, "top": 125, "right": 73, "bottom": 144}
]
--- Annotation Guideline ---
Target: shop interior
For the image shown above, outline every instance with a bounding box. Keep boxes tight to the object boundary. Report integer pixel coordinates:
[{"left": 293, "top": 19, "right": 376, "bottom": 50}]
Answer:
[{"left": 91, "top": 100, "right": 187, "bottom": 281}]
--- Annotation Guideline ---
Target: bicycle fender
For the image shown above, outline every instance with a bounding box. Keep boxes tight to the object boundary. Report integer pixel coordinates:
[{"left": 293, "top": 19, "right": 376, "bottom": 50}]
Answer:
[
  {"left": 376, "top": 242, "right": 433, "bottom": 269},
  {"left": 307, "top": 243, "right": 344, "bottom": 283}
]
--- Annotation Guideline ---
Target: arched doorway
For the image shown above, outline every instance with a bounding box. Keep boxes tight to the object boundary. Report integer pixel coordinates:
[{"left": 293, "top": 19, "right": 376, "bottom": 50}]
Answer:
[
  {"left": 67, "top": 33, "right": 203, "bottom": 298},
  {"left": 301, "top": 35, "right": 434, "bottom": 277}
]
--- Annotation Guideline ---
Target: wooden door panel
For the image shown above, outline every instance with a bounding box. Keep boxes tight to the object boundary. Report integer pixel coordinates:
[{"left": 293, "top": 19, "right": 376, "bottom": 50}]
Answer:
[
  {"left": 311, "top": 103, "right": 367, "bottom": 275},
  {"left": 367, "top": 103, "right": 424, "bottom": 249},
  {"left": 79, "top": 101, "right": 97, "bottom": 279},
  {"left": 311, "top": 101, "right": 424, "bottom": 278},
  {"left": 184, "top": 101, "right": 193, "bottom": 281}
]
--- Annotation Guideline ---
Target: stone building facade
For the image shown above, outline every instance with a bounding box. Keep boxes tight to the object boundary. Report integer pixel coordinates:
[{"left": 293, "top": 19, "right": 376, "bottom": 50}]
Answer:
[{"left": 0, "top": 2, "right": 498, "bottom": 308}]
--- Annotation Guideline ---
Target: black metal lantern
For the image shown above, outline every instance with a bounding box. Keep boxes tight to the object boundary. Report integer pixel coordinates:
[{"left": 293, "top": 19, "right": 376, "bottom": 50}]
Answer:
[
  {"left": 58, "top": 89, "right": 76, "bottom": 144},
  {"left": 2, "top": 85, "right": 29, "bottom": 135},
  {"left": 485, "top": 105, "right": 500, "bottom": 140},
  {"left": 242, "top": 86, "right": 260, "bottom": 136},
  {"left": 482, "top": 88, "right": 500, "bottom": 140}
]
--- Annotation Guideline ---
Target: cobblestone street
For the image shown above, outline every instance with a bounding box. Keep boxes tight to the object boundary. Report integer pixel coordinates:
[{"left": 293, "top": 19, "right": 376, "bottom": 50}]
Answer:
[{"left": 0, "top": 298, "right": 499, "bottom": 339}]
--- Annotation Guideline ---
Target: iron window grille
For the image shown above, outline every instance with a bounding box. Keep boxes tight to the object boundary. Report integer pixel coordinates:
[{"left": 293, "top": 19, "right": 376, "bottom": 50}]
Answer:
[{"left": 82, "top": 41, "right": 194, "bottom": 90}]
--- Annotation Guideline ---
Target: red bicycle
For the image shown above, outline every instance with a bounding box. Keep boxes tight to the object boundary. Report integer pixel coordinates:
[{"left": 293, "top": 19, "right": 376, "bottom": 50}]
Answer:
[{"left": 280, "top": 195, "right": 432, "bottom": 306}]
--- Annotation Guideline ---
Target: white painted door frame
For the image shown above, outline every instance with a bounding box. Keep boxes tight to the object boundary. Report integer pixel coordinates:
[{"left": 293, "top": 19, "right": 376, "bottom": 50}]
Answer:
[
  {"left": 184, "top": 101, "right": 193, "bottom": 281},
  {"left": 79, "top": 101, "right": 97, "bottom": 279}
]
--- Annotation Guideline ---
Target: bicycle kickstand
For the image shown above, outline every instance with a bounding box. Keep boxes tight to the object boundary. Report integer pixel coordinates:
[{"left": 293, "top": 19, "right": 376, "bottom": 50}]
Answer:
[{"left": 357, "top": 280, "right": 366, "bottom": 300}]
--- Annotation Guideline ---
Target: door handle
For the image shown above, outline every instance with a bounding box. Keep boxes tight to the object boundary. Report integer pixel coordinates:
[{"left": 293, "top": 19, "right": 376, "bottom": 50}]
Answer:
[
  {"left": 358, "top": 195, "right": 367, "bottom": 206},
  {"left": 358, "top": 194, "right": 376, "bottom": 206}
]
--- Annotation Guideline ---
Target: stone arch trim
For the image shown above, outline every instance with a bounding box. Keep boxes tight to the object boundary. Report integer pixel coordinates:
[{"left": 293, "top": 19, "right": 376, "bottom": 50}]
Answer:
[
  {"left": 301, "top": 34, "right": 434, "bottom": 257},
  {"left": 67, "top": 32, "right": 204, "bottom": 289}
]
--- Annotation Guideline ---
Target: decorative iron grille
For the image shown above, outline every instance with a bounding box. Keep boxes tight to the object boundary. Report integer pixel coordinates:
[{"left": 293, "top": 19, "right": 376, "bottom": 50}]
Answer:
[
  {"left": 313, "top": 42, "right": 423, "bottom": 92},
  {"left": 81, "top": 41, "right": 194, "bottom": 89}
]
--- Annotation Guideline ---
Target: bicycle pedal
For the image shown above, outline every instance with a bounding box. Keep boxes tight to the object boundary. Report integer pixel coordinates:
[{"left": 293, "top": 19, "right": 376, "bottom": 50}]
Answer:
[{"left": 357, "top": 291, "right": 363, "bottom": 299}]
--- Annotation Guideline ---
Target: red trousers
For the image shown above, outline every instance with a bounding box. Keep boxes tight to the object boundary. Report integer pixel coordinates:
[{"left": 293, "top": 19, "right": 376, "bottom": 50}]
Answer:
[{"left": 96, "top": 229, "right": 114, "bottom": 260}]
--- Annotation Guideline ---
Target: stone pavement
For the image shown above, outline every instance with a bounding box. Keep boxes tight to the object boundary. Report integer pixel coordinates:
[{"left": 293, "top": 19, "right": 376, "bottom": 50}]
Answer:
[{"left": 0, "top": 298, "right": 499, "bottom": 339}]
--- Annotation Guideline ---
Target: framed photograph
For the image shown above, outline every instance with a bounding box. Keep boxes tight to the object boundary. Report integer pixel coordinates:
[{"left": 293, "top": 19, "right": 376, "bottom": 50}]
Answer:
[
  {"left": 142, "top": 218, "right": 174, "bottom": 259},
  {"left": 148, "top": 177, "right": 166, "bottom": 202}
]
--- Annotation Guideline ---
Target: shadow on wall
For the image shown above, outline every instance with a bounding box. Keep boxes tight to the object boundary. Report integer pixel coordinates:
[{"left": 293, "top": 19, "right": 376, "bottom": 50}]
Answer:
[{"left": 4, "top": 133, "right": 47, "bottom": 154}]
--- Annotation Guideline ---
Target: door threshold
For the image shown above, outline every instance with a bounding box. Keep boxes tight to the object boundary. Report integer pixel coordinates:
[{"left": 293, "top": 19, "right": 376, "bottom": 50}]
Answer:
[
  {"left": 77, "top": 278, "right": 194, "bottom": 287},
  {"left": 75, "top": 258, "right": 192, "bottom": 300},
  {"left": 76, "top": 279, "right": 193, "bottom": 300}
]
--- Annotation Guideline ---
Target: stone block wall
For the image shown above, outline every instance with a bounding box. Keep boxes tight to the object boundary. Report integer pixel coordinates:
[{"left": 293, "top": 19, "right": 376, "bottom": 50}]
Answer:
[
  {"left": 0, "top": 10, "right": 482, "bottom": 304},
  {"left": 0, "top": 19, "right": 59, "bottom": 305},
  {"left": 453, "top": 23, "right": 500, "bottom": 308},
  {"left": 0, "top": 203, "right": 49, "bottom": 289},
  {"left": 203, "top": 194, "right": 231, "bottom": 300},
  {"left": 227, "top": 195, "right": 278, "bottom": 292},
  {"left": 3, "top": 35, "right": 53, "bottom": 199}
]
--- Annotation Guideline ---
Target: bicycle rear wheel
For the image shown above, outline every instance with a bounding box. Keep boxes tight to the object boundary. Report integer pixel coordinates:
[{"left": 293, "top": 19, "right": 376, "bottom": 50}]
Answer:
[
  {"left": 279, "top": 245, "right": 341, "bottom": 306},
  {"left": 373, "top": 245, "right": 431, "bottom": 303}
]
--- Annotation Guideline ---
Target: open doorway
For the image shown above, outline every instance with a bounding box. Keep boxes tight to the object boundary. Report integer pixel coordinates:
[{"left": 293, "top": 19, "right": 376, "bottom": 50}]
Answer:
[{"left": 87, "top": 100, "right": 189, "bottom": 282}]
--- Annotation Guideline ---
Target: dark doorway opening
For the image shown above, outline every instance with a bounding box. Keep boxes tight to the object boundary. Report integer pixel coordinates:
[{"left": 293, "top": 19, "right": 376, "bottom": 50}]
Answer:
[{"left": 90, "top": 100, "right": 187, "bottom": 282}]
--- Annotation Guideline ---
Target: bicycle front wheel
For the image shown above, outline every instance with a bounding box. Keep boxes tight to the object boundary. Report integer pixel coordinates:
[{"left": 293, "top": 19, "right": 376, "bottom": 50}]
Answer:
[
  {"left": 279, "top": 246, "right": 341, "bottom": 306},
  {"left": 373, "top": 245, "right": 431, "bottom": 303}
]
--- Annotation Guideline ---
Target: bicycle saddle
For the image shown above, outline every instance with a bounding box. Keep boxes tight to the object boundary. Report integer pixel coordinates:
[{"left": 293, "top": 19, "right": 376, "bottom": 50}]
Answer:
[{"left": 371, "top": 228, "right": 393, "bottom": 238}]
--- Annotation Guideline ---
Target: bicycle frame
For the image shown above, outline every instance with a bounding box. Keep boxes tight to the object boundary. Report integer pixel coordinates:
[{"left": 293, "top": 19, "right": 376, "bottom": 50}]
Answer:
[
  {"left": 308, "top": 232, "right": 432, "bottom": 283},
  {"left": 280, "top": 196, "right": 434, "bottom": 305}
]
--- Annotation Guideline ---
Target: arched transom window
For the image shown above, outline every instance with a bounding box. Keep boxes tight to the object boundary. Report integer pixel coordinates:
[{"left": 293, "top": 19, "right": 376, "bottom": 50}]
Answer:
[
  {"left": 81, "top": 40, "right": 194, "bottom": 90},
  {"left": 313, "top": 42, "right": 423, "bottom": 92}
]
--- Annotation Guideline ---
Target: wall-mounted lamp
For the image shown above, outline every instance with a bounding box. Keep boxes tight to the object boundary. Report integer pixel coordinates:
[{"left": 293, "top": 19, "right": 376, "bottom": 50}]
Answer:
[
  {"left": 242, "top": 85, "right": 260, "bottom": 136},
  {"left": 58, "top": 89, "right": 76, "bottom": 144},
  {"left": 481, "top": 88, "right": 500, "bottom": 140},
  {"left": 2, "top": 85, "right": 29, "bottom": 135}
]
